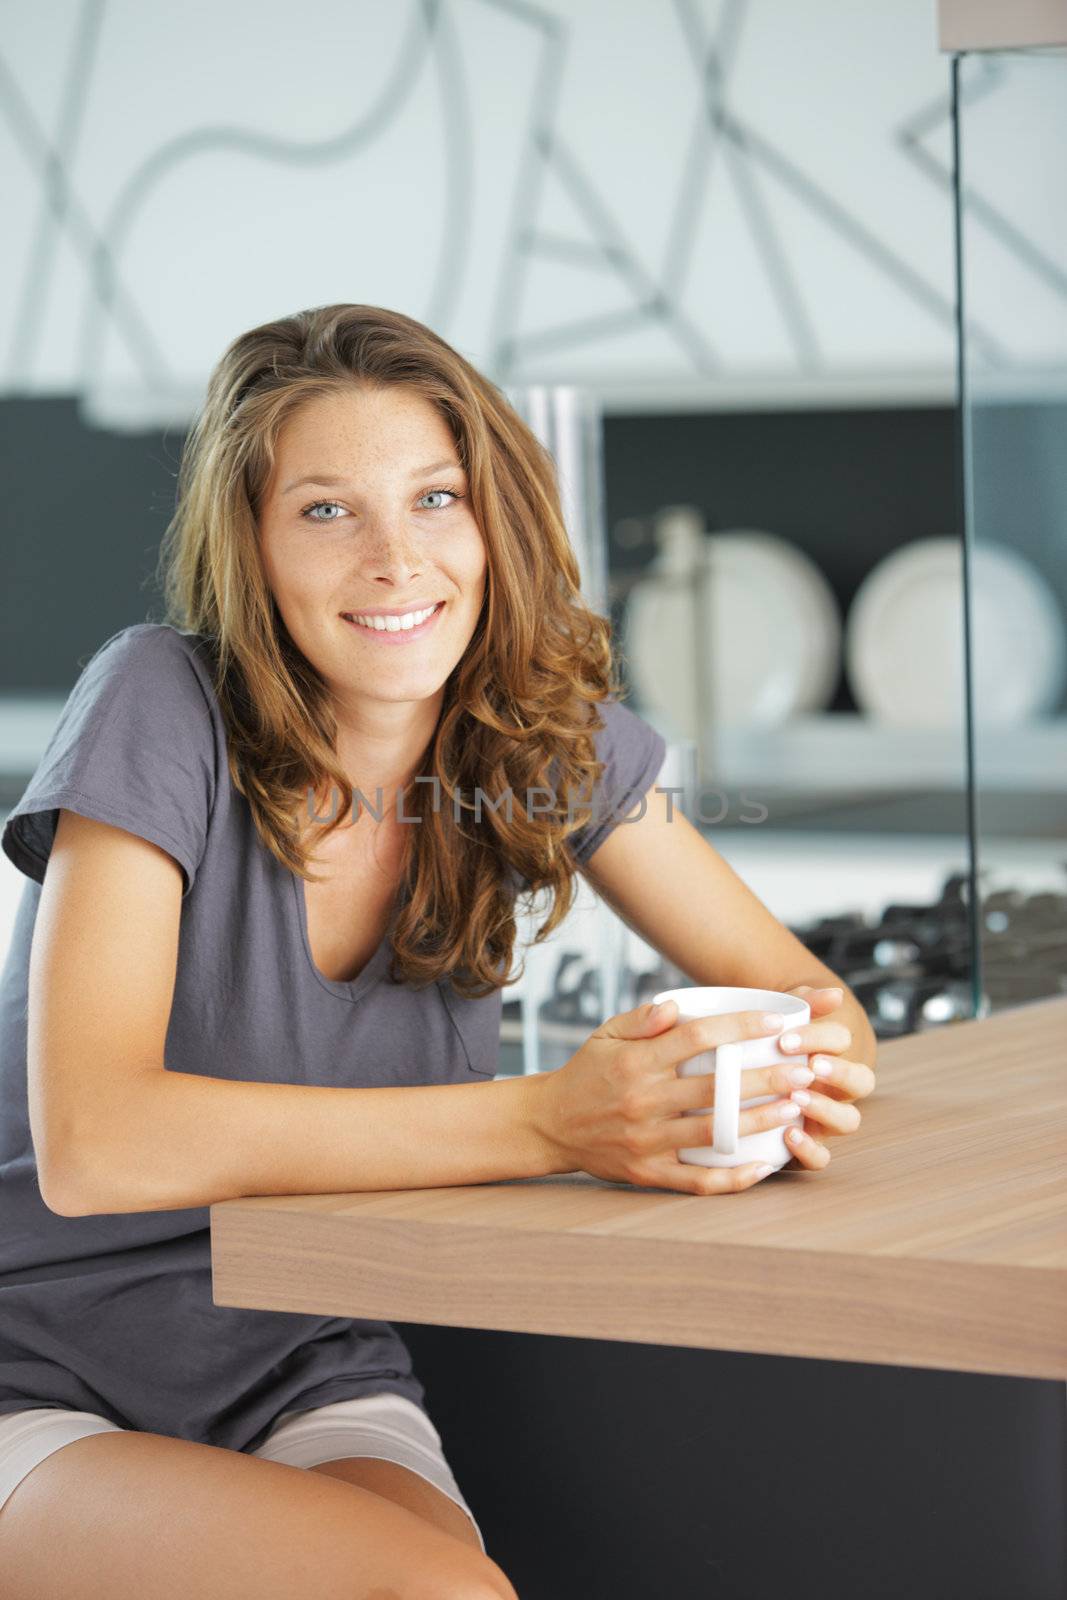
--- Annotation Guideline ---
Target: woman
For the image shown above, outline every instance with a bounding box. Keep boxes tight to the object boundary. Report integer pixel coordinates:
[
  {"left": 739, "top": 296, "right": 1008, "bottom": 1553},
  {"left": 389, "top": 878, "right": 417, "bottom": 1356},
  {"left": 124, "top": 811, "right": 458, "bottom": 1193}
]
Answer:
[{"left": 0, "top": 304, "right": 875, "bottom": 1598}]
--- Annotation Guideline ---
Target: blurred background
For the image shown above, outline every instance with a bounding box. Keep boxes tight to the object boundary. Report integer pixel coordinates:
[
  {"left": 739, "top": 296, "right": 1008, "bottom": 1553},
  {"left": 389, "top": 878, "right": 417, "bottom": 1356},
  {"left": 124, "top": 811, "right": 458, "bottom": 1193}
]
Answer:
[{"left": 1, "top": 0, "right": 1065, "bottom": 1070}]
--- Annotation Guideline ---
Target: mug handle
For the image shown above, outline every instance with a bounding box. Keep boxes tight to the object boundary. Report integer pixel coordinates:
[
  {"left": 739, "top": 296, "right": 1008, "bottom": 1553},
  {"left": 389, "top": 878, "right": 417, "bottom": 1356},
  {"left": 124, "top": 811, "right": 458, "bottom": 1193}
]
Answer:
[{"left": 711, "top": 1040, "right": 744, "bottom": 1157}]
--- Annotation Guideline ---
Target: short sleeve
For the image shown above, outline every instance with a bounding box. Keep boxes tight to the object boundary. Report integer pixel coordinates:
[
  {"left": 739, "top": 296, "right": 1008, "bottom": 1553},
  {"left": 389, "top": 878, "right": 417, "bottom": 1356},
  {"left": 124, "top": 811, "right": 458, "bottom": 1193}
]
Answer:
[
  {"left": 2, "top": 624, "right": 217, "bottom": 899},
  {"left": 564, "top": 698, "right": 667, "bottom": 867}
]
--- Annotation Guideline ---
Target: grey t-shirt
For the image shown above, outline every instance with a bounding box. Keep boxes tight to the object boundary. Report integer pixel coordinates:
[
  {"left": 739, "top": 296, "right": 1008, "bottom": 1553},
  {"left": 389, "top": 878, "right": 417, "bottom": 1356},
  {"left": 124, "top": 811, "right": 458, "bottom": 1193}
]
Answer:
[{"left": 0, "top": 622, "right": 666, "bottom": 1452}]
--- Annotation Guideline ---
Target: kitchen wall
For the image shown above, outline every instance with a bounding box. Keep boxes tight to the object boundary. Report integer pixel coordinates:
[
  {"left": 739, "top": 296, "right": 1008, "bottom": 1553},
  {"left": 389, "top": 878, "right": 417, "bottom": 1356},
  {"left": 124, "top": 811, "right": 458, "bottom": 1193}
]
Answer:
[{"left": 5, "top": 0, "right": 1062, "bottom": 424}]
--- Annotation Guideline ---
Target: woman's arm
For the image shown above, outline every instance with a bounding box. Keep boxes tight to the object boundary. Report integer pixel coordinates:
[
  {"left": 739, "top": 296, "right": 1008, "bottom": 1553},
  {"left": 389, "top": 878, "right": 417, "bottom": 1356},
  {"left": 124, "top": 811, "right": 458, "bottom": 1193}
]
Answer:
[
  {"left": 51, "top": 1068, "right": 558, "bottom": 1216},
  {"left": 31, "top": 810, "right": 560, "bottom": 1218},
  {"left": 577, "top": 784, "right": 879, "bottom": 1072}
]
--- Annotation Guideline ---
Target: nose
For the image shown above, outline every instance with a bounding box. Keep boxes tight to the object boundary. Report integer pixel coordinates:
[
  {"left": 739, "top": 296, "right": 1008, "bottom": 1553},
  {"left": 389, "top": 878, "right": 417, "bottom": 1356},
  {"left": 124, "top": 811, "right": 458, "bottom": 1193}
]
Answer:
[{"left": 359, "top": 511, "right": 425, "bottom": 586}]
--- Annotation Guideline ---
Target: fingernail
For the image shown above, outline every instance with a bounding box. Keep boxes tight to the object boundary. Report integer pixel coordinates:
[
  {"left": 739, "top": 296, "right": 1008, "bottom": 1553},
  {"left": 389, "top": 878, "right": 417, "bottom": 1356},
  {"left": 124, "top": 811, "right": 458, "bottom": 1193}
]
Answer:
[
  {"left": 812, "top": 1056, "right": 834, "bottom": 1078},
  {"left": 788, "top": 1127, "right": 804, "bottom": 1143},
  {"left": 779, "top": 1031, "right": 801, "bottom": 1051},
  {"left": 761, "top": 1012, "right": 786, "bottom": 1030},
  {"left": 789, "top": 1066, "right": 814, "bottom": 1086},
  {"left": 790, "top": 1089, "right": 811, "bottom": 1106}
]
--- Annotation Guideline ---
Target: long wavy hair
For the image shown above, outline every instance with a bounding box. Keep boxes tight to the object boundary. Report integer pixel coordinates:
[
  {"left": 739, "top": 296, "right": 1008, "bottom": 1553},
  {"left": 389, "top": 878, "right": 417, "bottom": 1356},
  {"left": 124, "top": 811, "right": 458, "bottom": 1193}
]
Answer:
[{"left": 156, "top": 303, "right": 625, "bottom": 996}]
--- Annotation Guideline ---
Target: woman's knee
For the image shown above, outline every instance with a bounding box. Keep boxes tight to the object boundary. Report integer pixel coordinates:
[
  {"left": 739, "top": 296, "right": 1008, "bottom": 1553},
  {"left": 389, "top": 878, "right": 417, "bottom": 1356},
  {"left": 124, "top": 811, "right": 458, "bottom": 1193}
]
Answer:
[
  {"left": 0, "top": 1428, "right": 516, "bottom": 1600},
  {"left": 406, "top": 1562, "right": 519, "bottom": 1600}
]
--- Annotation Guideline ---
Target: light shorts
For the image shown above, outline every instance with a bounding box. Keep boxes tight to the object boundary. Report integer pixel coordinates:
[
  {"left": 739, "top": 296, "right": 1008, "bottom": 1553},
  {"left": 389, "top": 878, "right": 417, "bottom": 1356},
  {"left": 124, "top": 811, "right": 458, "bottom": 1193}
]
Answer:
[{"left": 0, "top": 1392, "right": 484, "bottom": 1555}]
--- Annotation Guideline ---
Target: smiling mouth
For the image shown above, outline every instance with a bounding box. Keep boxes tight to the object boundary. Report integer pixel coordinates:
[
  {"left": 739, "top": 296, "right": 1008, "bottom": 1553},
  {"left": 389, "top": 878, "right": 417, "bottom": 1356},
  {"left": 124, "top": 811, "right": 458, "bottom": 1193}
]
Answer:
[{"left": 340, "top": 600, "right": 446, "bottom": 639}]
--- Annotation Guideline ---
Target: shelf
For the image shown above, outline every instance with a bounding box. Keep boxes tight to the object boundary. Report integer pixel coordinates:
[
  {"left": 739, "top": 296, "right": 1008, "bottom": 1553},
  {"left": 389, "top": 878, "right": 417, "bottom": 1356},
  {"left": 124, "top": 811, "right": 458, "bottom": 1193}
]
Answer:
[
  {"left": 64, "top": 369, "right": 972, "bottom": 433},
  {"left": 594, "top": 369, "right": 958, "bottom": 414},
  {"left": 3, "top": 697, "right": 1064, "bottom": 811},
  {"left": 689, "top": 713, "right": 1067, "bottom": 791}
]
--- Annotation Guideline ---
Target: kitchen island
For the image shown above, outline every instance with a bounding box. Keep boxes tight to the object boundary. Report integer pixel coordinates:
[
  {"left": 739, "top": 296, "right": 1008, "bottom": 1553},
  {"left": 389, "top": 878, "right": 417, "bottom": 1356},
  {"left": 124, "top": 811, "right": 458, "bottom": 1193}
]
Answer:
[{"left": 212, "top": 996, "right": 1067, "bottom": 1599}]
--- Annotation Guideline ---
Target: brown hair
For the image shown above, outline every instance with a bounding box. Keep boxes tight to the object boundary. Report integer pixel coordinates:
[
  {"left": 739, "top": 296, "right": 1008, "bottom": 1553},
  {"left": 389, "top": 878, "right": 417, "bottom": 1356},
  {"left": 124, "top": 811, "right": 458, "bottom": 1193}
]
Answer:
[{"left": 156, "top": 303, "right": 624, "bottom": 996}]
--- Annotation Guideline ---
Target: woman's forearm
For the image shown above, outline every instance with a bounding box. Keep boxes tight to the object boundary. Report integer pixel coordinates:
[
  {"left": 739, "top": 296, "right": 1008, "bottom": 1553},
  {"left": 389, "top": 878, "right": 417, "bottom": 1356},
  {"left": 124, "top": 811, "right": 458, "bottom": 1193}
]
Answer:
[{"left": 50, "top": 1066, "right": 567, "bottom": 1217}]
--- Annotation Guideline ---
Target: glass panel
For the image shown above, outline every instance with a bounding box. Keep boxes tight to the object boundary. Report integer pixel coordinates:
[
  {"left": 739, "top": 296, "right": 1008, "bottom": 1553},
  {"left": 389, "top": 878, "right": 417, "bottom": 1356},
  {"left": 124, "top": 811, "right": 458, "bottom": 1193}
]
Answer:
[
  {"left": 612, "top": 496, "right": 975, "bottom": 1046},
  {"left": 499, "top": 37, "right": 1067, "bottom": 1074},
  {"left": 955, "top": 48, "right": 1067, "bottom": 1016}
]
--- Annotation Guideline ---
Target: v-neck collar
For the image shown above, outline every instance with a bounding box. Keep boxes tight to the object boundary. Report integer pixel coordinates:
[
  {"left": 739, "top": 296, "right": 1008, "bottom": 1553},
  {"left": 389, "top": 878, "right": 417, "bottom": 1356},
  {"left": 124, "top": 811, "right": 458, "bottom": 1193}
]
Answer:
[{"left": 290, "top": 869, "right": 396, "bottom": 1003}]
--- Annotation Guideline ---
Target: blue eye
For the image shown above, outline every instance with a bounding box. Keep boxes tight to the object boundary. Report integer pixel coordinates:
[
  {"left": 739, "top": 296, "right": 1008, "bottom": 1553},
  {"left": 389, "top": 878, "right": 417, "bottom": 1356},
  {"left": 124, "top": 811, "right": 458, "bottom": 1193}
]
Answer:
[
  {"left": 302, "top": 500, "right": 346, "bottom": 522},
  {"left": 418, "top": 488, "right": 462, "bottom": 510}
]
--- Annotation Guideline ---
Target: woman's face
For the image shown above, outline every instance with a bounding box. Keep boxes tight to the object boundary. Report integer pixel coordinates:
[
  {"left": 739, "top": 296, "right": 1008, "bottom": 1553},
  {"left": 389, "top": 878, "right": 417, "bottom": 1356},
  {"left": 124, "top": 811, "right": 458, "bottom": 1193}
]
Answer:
[{"left": 257, "top": 383, "right": 488, "bottom": 718}]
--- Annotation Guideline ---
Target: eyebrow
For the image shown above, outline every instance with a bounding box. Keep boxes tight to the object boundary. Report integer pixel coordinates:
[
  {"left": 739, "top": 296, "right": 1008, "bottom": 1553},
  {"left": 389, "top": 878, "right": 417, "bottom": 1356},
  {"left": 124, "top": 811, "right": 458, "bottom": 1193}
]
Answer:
[{"left": 281, "top": 460, "right": 464, "bottom": 495}]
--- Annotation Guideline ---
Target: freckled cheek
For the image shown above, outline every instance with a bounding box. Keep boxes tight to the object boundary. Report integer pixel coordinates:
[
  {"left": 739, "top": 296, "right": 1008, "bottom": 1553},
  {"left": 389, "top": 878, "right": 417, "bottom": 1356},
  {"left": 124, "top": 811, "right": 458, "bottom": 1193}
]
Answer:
[
  {"left": 262, "top": 530, "right": 313, "bottom": 589},
  {"left": 436, "top": 538, "right": 486, "bottom": 610},
  {"left": 467, "top": 553, "right": 488, "bottom": 590},
  {"left": 292, "top": 544, "right": 353, "bottom": 605},
  {"left": 463, "top": 536, "right": 489, "bottom": 600},
  {"left": 455, "top": 568, "right": 487, "bottom": 619},
  {"left": 260, "top": 550, "right": 299, "bottom": 616}
]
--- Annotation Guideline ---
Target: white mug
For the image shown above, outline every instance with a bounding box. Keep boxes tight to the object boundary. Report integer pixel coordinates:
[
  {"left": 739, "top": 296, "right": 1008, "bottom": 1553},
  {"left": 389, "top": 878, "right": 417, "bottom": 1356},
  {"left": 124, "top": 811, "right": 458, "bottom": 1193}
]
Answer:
[{"left": 650, "top": 986, "right": 812, "bottom": 1170}]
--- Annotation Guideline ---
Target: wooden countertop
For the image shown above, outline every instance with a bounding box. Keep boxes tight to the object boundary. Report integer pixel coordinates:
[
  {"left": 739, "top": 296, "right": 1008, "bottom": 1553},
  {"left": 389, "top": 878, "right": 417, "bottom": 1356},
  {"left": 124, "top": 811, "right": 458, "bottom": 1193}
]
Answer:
[{"left": 211, "top": 995, "right": 1067, "bottom": 1381}]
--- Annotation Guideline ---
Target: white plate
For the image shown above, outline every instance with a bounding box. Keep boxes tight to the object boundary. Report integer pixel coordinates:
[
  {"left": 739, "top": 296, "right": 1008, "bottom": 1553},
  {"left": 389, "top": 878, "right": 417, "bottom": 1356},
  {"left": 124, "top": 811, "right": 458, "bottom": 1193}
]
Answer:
[
  {"left": 845, "top": 537, "right": 1066, "bottom": 726},
  {"left": 625, "top": 523, "right": 842, "bottom": 739}
]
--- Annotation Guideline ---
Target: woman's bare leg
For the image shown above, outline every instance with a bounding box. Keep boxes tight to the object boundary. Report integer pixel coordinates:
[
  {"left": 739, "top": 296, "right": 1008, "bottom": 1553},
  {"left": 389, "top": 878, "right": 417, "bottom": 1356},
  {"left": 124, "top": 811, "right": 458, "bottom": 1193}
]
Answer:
[
  {"left": 0, "top": 1429, "right": 516, "bottom": 1600},
  {"left": 308, "top": 1456, "right": 485, "bottom": 1551}
]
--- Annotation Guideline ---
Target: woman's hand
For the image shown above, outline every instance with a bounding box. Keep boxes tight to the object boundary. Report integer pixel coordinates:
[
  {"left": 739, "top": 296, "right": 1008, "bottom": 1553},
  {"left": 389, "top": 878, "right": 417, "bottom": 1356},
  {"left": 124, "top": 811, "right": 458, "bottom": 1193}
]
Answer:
[
  {"left": 529, "top": 997, "right": 838, "bottom": 1196},
  {"left": 772, "top": 984, "right": 877, "bottom": 1171}
]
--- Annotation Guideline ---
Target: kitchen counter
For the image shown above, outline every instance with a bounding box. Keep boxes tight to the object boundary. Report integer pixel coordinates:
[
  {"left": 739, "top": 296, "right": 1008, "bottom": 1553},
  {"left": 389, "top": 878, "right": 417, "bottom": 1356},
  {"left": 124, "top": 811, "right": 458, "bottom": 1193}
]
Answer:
[
  {"left": 212, "top": 996, "right": 1067, "bottom": 1381},
  {"left": 210, "top": 996, "right": 1067, "bottom": 1600}
]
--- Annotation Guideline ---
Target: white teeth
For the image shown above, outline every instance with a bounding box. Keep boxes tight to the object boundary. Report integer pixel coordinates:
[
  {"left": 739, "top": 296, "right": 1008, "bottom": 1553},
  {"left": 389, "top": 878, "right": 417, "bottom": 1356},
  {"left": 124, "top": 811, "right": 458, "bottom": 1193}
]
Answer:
[{"left": 348, "top": 604, "right": 438, "bottom": 632}]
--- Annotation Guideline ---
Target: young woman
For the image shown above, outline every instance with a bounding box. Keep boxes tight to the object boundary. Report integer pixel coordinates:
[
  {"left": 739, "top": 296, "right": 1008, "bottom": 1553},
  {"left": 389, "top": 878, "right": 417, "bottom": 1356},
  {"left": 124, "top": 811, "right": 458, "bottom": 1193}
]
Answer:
[{"left": 0, "top": 304, "right": 875, "bottom": 1598}]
